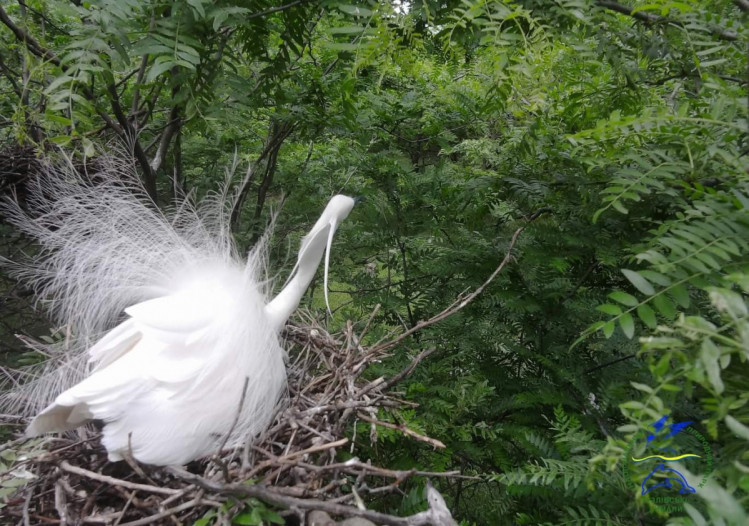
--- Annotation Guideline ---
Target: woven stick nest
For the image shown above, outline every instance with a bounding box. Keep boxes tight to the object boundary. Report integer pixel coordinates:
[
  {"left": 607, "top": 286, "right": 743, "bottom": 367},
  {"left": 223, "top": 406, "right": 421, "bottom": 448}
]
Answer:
[{"left": 0, "top": 146, "right": 527, "bottom": 525}]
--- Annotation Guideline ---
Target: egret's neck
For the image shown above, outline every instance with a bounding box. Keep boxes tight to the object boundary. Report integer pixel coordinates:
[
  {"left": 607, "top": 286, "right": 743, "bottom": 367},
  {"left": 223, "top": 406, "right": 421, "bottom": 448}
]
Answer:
[{"left": 264, "top": 227, "right": 328, "bottom": 331}]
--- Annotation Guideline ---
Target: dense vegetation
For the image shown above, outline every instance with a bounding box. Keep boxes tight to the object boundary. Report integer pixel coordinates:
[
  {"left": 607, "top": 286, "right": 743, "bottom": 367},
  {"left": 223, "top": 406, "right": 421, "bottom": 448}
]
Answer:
[{"left": 0, "top": 0, "right": 747, "bottom": 524}]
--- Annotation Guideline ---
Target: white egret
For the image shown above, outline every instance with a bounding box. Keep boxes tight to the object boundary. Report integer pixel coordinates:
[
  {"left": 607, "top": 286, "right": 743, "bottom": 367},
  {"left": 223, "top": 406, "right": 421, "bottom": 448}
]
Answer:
[{"left": 3, "top": 155, "right": 355, "bottom": 466}]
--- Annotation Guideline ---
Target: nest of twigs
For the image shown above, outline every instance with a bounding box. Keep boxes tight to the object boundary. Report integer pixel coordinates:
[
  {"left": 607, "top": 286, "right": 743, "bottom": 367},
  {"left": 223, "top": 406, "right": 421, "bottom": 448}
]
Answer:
[
  {"left": 0, "top": 210, "right": 525, "bottom": 525},
  {"left": 0, "top": 308, "right": 464, "bottom": 526}
]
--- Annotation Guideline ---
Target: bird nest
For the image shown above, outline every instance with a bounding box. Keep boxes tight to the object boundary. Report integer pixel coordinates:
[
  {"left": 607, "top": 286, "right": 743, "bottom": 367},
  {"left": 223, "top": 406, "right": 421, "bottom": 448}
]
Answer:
[{"left": 0, "top": 298, "right": 482, "bottom": 526}]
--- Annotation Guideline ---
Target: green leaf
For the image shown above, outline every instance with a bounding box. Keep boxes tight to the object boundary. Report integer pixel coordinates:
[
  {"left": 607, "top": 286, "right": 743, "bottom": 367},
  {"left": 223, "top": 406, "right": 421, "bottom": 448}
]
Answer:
[
  {"left": 327, "top": 42, "right": 361, "bottom": 51},
  {"left": 194, "top": 512, "right": 216, "bottom": 526},
  {"left": 233, "top": 509, "right": 262, "bottom": 525},
  {"left": 621, "top": 269, "right": 655, "bottom": 295},
  {"left": 596, "top": 303, "right": 622, "bottom": 315},
  {"left": 602, "top": 321, "right": 615, "bottom": 338},
  {"left": 630, "top": 381, "right": 653, "bottom": 393},
  {"left": 636, "top": 304, "right": 657, "bottom": 329},
  {"left": 187, "top": 0, "right": 205, "bottom": 17},
  {"left": 82, "top": 138, "right": 96, "bottom": 157},
  {"left": 684, "top": 503, "right": 708, "bottom": 526},
  {"left": 146, "top": 59, "right": 175, "bottom": 83},
  {"left": 669, "top": 283, "right": 690, "bottom": 308},
  {"left": 701, "top": 339, "right": 724, "bottom": 395},
  {"left": 609, "top": 291, "right": 638, "bottom": 307},
  {"left": 639, "top": 270, "right": 671, "bottom": 286},
  {"left": 611, "top": 200, "right": 628, "bottom": 214},
  {"left": 653, "top": 294, "right": 677, "bottom": 319},
  {"left": 330, "top": 25, "right": 367, "bottom": 35},
  {"left": 49, "top": 135, "right": 72, "bottom": 146},
  {"left": 130, "top": 42, "right": 173, "bottom": 56},
  {"left": 708, "top": 288, "right": 748, "bottom": 318},
  {"left": 653, "top": 355, "right": 670, "bottom": 376},
  {"left": 262, "top": 511, "right": 285, "bottom": 524},
  {"left": 592, "top": 208, "right": 604, "bottom": 224},
  {"left": 337, "top": 5, "right": 374, "bottom": 16},
  {"left": 619, "top": 312, "right": 635, "bottom": 338},
  {"left": 725, "top": 415, "right": 749, "bottom": 440}
]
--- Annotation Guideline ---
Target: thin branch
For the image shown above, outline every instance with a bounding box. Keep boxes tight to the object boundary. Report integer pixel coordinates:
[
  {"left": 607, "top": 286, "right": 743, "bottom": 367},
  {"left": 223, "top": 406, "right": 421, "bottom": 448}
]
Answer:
[
  {"left": 596, "top": 0, "right": 738, "bottom": 41},
  {"left": 372, "top": 219, "right": 535, "bottom": 354},
  {"left": 246, "top": 0, "right": 311, "bottom": 20},
  {"left": 584, "top": 353, "right": 637, "bottom": 374},
  {"left": 118, "top": 497, "right": 201, "bottom": 526},
  {"left": 378, "top": 348, "right": 437, "bottom": 392},
  {"left": 356, "top": 413, "right": 446, "bottom": 449},
  {"left": 0, "top": 54, "right": 22, "bottom": 97},
  {"left": 0, "top": 6, "right": 59, "bottom": 64},
  {"left": 130, "top": 14, "right": 155, "bottom": 117},
  {"left": 18, "top": 1, "right": 69, "bottom": 35},
  {"left": 59, "top": 462, "right": 181, "bottom": 496},
  {"left": 149, "top": 109, "right": 181, "bottom": 173},
  {"left": 166, "top": 466, "right": 452, "bottom": 526}
]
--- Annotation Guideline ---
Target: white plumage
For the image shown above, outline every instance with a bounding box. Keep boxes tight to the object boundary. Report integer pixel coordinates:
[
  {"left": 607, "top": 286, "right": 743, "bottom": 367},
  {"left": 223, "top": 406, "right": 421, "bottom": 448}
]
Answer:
[{"left": 3, "top": 155, "right": 355, "bottom": 465}]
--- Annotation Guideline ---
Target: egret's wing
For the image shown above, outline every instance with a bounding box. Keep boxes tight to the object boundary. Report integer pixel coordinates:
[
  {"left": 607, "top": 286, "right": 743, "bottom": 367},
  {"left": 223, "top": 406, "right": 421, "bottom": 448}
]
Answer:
[
  {"left": 28, "top": 287, "right": 226, "bottom": 434},
  {"left": 86, "top": 287, "right": 218, "bottom": 371},
  {"left": 87, "top": 319, "right": 141, "bottom": 371},
  {"left": 124, "top": 293, "right": 217, "bottom": 334}
]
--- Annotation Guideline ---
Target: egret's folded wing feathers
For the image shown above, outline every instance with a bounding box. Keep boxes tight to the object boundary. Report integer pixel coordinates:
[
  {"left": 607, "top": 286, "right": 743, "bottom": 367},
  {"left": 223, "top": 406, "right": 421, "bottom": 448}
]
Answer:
[
  {"left": 124, "top": 294, "right": 216, "bottom": 333},
  {"left": 87, "top": 319, "right": 141, "bottom": 371}
]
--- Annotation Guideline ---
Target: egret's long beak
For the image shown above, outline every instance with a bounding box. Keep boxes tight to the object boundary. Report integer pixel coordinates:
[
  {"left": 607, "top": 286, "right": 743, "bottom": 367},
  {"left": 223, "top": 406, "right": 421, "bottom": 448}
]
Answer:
[
  {"left": 282, "top": 218, "right": 340, "bottom": 314},
  {"left": 323, "top": 219, "right": 338, "bottom": 315}
]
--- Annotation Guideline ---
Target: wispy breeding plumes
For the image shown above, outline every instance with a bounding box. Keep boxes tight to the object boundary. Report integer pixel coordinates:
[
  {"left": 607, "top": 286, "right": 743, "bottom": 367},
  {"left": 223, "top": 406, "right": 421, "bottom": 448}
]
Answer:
[{"left": 1, "top": 154, "right": 286, "bottom": 464}]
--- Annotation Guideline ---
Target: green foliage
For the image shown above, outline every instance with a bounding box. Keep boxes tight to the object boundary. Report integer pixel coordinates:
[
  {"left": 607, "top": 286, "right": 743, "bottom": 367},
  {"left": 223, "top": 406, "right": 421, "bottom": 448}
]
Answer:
[
  {"left": 192, "top": 497, "right": 284, "bottom": 526},
  {"left": 1, "top": 0, "right": 748, "bottom": 523},
  {"left": 0, "top": 439, "right": 46, "bottom": 509}
]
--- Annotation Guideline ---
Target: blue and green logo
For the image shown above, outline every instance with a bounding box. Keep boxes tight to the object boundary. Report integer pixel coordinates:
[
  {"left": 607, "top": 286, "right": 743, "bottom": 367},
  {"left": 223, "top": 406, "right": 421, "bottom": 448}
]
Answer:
[{"left": 623, "top": 415, "right": 713, "bottom": 513}]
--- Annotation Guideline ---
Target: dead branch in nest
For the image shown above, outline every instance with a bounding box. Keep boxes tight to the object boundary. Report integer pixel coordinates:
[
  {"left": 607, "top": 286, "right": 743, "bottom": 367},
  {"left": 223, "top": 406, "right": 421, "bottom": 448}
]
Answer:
[{"left": 0, "top": 222, "right": 530, "bottom": 525}]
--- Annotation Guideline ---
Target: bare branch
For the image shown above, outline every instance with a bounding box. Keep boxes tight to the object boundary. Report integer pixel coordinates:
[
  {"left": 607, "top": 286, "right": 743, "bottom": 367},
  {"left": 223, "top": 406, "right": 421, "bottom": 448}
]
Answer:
[
  {"left": 596, "top": 0, "right": 739, "bottom": 41},
  {"left": 59, "top": 461, "right": 181, "bottom": 496},
  {"left": 357, "top": 413, "right": 446, "bottom": 449}
]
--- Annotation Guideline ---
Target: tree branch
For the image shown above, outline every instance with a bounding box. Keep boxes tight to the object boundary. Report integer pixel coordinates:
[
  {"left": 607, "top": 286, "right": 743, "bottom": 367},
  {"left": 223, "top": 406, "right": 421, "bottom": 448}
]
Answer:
[
  {"left": 1, "top": 5, "right": 159, "bottom": 198},
  {"left": 105, "top": 82, "right": 158, "bottom": 200},
  {"left": 357, "top": 412, "right": 446, "bottom": 449},
  {"left": 596, "top": 0, "right": 739, "bottom": 41},
  {"left": 371, "top": 209, "right": 550, "bottom": 354},
  {"left": 0, "top": 5, "right": 59, "bottom": 65},
  {"left": 149, "top": 110, "right": 181, "bottom": 174},
  {"left": 166, "top": 466, "right": 455, "bottom": 526},
  {"left": 246, "top": 0, "right": 311, "bottom": 20}
]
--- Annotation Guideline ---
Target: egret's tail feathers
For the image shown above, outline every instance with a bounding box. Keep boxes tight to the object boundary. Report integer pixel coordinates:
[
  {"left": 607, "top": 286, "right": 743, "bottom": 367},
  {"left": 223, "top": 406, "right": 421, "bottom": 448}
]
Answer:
[
  {"left": 1, "top": 152, "right": 272, "bottom": 419},
  {"left": 26, "top": 402, "right": 91, "bottom": 436}
]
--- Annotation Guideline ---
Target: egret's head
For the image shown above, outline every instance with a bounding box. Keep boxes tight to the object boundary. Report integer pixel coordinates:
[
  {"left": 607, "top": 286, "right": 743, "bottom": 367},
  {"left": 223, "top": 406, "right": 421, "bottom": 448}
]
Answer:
[
  {"left": 322, "top": 194, "right": 357, "bottom": 223},
  {"left": 315, "top": 195, "right": 356, "bottom": 312},
  {"left": 287, "top": 195, "right": 358, "bottom": 315},
  {"left": 263, "top": 195, "right": 360, "bottom": 330}
]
